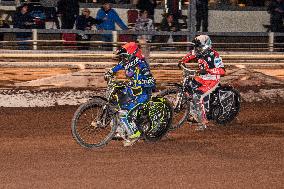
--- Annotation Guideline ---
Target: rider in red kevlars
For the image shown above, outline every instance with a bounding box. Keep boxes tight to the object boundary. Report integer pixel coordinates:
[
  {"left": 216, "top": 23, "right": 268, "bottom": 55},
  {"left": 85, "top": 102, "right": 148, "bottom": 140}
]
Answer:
[{"left": 179, "top": 35, "right": 225, "bottom": 130}]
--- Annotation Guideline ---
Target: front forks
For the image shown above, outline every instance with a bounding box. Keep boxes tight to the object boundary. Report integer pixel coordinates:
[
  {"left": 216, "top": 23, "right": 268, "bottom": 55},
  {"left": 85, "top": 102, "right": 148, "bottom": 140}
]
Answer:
[
  {"left": 174, "top": 76, "right": 190, "bottom": 112},
  {"left": 91, "top": 104, "right": 111, "bottom": 129},
  {"left": 173, "top": 92, "right": 184, "bottom": 112}
]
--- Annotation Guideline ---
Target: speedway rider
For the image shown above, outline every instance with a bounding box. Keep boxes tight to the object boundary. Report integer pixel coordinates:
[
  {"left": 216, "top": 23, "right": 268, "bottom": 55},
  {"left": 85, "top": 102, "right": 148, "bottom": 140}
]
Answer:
[
  {"left": 179, "top": 35, "right": 225, "bottom": 130},
  {"left": 104, "top": 42, "right": 156, "bottom": 146}
]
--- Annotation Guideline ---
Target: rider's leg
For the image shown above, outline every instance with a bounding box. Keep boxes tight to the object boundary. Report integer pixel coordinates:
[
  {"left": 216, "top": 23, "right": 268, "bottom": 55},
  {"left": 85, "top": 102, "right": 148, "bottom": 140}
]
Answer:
[
  {"left": 192, "top": 78, "right": 219, "bottom": 129},
  {"left": 192, "top": 92, "right": 207, "bottom": 125},
  {"left": 119, "top": 105, "right": 141, "bottom": 147},
  {"left": 119, "top": 102, "right": 141, "bottom": 138},
  {"left": 121, "top": 93, "right": 151, "bottom": 147},
  {"left": 119, "top": 87, "right": 151, "bottom": 139},
  {"left": 190, "top": 78, "right": 205, "bottom": 124}
]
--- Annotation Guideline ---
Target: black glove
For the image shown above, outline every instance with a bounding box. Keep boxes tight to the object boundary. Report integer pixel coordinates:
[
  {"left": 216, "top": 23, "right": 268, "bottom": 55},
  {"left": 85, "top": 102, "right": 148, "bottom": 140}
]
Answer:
[
  {"left": 104, "top": 70, "right": 113, "bottom": 81},
  {"left": 199, "top": 69, "right": 207, "bottom": 75}
]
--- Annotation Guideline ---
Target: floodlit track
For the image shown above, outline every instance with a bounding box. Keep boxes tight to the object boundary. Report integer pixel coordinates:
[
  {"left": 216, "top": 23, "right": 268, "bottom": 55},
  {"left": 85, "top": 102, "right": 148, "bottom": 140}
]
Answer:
[
  {"left": 0, "top": 103, "right": 283, "bottom": 188},
  {"left": 0, "top": 54, "right": 283, "bottom": 188}
]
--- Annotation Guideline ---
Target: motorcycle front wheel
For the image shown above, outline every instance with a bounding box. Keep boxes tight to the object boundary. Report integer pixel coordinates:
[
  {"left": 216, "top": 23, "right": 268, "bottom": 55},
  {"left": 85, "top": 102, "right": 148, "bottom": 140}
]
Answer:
[
  {"left": 71, "top": 98, "right": 118, "bottom": 149},
  {"left": 158, "top": 87, "right": 190, "bottom": 131}
]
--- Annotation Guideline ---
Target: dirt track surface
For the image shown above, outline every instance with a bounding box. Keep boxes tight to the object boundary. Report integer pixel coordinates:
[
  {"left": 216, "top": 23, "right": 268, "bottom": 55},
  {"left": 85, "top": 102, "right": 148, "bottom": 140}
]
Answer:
[{"left": 0, "top": 103, "right": 283, "bottom": 189}]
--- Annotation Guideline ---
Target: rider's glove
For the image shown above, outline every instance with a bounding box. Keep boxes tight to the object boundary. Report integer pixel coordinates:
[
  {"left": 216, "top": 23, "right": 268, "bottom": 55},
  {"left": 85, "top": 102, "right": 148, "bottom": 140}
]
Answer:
[
  {"left": 199, "top": 69, "right": 208, "bottom": 75},
  {"left": 104, "top": 70, "right": 113, "bottom": 81}
]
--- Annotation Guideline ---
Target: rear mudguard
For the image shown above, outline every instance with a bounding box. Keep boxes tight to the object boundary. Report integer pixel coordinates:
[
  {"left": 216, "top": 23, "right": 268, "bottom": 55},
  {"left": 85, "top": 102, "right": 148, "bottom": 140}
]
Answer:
[
  {"left": 214, "top": 85, "right": 241, "bottom": 104},
  {"left": 216, "top": 85, "right": 234, "bottom": 91}
]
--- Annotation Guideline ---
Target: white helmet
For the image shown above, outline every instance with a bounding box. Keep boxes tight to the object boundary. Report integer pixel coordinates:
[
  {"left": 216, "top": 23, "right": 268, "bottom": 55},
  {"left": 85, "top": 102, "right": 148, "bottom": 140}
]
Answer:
[{"left": 192, "top": 35, "right": 212, "bottom": 54}]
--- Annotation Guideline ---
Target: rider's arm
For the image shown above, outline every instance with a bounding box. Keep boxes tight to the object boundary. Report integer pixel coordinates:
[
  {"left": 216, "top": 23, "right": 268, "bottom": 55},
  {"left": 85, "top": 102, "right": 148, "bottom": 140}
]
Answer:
[
  {"left": 180, "top": 51, "right": 197, "bottom": 64},
  {"left": 105, "top": 61, "right": 124, "bottom": 80},
  {"left": 111, "top": 61, "right": 125, "bottom": 73}
]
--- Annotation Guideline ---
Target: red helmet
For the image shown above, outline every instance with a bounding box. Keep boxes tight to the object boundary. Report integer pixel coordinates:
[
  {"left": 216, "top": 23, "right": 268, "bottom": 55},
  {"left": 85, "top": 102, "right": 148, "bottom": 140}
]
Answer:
[{"left": 116, "top": 42, "right": 143, "bottom": 61}]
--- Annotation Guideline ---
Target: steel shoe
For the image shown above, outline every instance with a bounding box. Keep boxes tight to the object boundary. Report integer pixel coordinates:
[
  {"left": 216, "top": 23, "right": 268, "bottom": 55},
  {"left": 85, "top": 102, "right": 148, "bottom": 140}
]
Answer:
[
  {"left": 123, "top": 130, "right": 141, "bottom": 147},
  {"left": 195, "top": 124, "right": 207, "bottom": 131}
]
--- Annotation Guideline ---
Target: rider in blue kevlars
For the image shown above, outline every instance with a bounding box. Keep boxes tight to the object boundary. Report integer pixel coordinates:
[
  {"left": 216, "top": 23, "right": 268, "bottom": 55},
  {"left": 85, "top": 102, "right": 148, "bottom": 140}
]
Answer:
[{"left": 104, "top": 42, "right": 156, "bottom": 146}]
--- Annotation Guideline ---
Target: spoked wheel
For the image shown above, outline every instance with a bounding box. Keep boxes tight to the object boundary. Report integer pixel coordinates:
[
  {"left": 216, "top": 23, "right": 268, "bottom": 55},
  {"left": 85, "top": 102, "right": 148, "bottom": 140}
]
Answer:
[
  {"left": 214, "top": 89, "right": 241, "bottom": 125},
  {"left": 132, "top": 99, "right": 171, "bottom": 142},
  {"left": 158, "top": 87, "right": 189, "bottom": 131},
  {"left": 141, "top": 97, "right": 173, "bottom": 142},
  {"left": 71, "top": 98, "right": 118, "bottom": 149}
]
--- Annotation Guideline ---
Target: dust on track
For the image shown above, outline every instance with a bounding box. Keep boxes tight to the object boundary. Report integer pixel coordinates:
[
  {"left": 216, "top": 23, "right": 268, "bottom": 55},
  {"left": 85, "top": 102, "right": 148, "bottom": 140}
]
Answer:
[{"left": 0, "top": 103, "right": 283, "bottom": 189}]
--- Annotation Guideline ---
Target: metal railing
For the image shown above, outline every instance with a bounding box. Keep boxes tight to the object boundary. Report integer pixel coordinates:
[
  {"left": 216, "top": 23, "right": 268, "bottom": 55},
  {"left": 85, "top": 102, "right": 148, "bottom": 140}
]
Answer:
[{"left": 0, "top": 28, "right": 284, "bottom": 52}]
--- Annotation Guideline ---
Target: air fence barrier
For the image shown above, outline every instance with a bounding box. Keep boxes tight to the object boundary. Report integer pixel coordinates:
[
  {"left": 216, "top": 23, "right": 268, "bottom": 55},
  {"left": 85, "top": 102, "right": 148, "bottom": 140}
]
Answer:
[{"left": 0, "top": 28, "right": 284, "bottom": 55}]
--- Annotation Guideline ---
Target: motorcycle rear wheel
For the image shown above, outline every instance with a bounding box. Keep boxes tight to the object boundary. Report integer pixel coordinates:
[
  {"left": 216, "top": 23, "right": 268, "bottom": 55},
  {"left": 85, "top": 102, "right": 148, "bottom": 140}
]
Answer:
[
  {"left": 213, "top": 89, "right": 241, "bottom": 125},
  {"left": 143, "top": 97, "right": 173, "bottom": 141}
]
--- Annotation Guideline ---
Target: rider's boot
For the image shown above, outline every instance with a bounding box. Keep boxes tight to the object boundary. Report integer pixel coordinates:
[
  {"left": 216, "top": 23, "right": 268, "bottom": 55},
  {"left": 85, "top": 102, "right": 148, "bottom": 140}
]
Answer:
[
  {"left": 119, "top": 110, "right": 141, "bottom": 147},
  {"left": 195, "top": 122, "right": 208, "bottom": 131},
  {"left": 112, "top": 114, "right": 125, "bottom": 140},
  {"left": 112, "top": 126, "right": 125, "bottom": 140},
  {"left": 188, "top": 102, "right": 198, "bottom": 123},
  {"left": 123, "top": 123, "right": 141, "bottom": 147}
]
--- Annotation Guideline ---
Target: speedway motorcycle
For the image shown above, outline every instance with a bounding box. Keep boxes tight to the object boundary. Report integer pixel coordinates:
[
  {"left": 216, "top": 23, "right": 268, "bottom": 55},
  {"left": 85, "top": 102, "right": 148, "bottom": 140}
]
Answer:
[
  {"left": 158, "top": 63, "right": 240, "bottom": 130},
  {"left": 71, "top": 76, "right": 173, "bottom": 148}
]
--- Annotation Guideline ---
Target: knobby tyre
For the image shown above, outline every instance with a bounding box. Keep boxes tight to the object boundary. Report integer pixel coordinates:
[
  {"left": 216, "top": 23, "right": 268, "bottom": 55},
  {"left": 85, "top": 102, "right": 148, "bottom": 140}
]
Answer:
[
  {"left": 71, "top": 98, "right": 118, "bottom": 149},
  {"left": 143, "top": 97, "right": 173, "bottom": 142},
  {"left": 214, "top": 89, "right": 241, "bottom": 125}
]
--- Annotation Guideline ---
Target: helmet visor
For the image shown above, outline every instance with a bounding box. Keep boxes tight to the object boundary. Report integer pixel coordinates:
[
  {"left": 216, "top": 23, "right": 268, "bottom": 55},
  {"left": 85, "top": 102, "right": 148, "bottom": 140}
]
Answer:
[{"left": 115, "top": 48, "right": 131, "bottom": 62}]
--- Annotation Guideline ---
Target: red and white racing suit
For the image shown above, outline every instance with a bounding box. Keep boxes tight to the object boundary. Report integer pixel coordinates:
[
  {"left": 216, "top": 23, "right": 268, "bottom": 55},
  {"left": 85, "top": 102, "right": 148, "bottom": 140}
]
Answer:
[{"left": 181, "top": 48, "right": 226, "bottom": 124}]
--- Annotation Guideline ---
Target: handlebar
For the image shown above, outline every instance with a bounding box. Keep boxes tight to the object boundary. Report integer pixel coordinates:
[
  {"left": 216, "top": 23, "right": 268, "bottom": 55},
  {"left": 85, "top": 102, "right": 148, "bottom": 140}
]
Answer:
[
  {"left": 106, "top": 76, "right": 126, "bottom": 88},
  {"left": 178, "top": 63, "right": 198, "bottom": 77}
]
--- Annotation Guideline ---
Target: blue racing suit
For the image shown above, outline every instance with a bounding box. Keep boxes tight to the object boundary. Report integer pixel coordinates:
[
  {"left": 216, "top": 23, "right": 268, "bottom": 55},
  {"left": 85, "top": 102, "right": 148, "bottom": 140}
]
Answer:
[
  {"left": 111, "top": 57, "right": 156, "bottom": 110},
  {"left": 109, "top": 57, "right": 156, "bottom": 137}
]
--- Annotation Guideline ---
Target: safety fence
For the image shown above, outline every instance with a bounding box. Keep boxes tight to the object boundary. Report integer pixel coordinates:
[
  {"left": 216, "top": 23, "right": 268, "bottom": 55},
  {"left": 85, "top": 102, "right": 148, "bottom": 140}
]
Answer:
[{"left": 0, "top": 28, "right": 284, "bottom": 53}]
